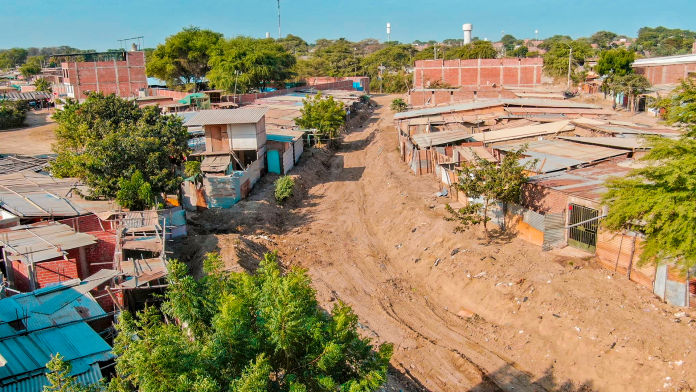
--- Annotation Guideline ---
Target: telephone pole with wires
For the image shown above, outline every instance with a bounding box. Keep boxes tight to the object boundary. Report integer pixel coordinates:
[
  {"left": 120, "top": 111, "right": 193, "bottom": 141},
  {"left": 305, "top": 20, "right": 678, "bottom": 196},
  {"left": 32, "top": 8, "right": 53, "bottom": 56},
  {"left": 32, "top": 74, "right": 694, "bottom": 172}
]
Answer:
[{"left": 277, "top": 0, "right": 282, "bottom": 38}]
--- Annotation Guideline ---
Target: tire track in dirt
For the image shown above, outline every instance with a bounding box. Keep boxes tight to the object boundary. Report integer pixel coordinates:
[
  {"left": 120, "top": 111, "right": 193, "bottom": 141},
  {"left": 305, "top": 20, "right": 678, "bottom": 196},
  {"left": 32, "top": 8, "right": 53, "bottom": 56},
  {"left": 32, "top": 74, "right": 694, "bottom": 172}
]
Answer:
[{"left": 291, "top": 101, "right": 544, "bottom": 392}]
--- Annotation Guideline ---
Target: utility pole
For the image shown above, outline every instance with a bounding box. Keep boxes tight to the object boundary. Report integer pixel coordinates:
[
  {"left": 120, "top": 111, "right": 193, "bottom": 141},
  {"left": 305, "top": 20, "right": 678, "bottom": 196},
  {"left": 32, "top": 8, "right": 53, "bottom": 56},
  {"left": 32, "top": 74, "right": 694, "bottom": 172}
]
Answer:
[
  {"left": 277, "top": 0, "right": 281, "bottom": 39},
  {"left": 233, "top": 70, "right": 242, "bottom": 103},
  {"left": 378, "top": 64, "right": 386, "bottom": 94},
  {"left": 567, "top": 47, "right": 573, "bottom": 90},
  {"left": 353, "top": 48, "right": 357, "bottom": 76}
]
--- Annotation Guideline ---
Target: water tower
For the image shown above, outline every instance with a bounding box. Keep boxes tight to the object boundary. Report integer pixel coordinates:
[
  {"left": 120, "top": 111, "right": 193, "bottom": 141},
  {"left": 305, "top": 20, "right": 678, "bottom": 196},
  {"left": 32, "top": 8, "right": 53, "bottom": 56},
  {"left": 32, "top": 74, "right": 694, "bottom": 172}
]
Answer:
[{"left": 463, "top": 23, "right": 473, "bottom": 45}]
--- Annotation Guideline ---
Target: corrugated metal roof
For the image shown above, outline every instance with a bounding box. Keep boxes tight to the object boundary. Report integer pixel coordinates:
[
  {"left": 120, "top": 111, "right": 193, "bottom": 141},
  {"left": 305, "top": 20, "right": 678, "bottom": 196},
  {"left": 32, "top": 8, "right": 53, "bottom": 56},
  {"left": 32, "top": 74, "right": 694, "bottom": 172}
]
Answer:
[
  {"left": 267, "top": 129, "right": 306, "bottom": 142},
  {"left": 0, "top": 281, "right": 107, "bottom": 339},
  {"left": 411, "top": 129, "right": 473, "bottom": 148},
  {"left": 528, "top": 161, "right": 634, "bottom": 201},
  {"left": 0, "top": 172, "right": 88, "bottom": 218},
  {"left": 2, "top": 92, "right": 50, "bottom": 101},
  {"left": 0, "top": 362, "right": 103, "bottom": 392},
  {"left": 469, "top": 120, "right": 571, "bottom": 144},
  {"left": 633, "top": 53, "right": 696, "bottom": 67},
  {"left": 0, "top": 222, "right": 97, "bottom": 264},
  {"left": 184, "top": 107, "right": 269, "bottom": 126},
  {"left": 395, "top": 99, "right": 600, "bottom": 120},
  {"left": 495, "top": 139, "right": 628, "bottom": 173},
  {"left": 0, "top": 156, "right": 51, "bottom": 176},
  {"left": 0, "top": 323, "right": 112, "bottom": 387},
  {"left": 558, "top": 136, "right": 648, "bottom": 150},
  {"left": 201, "top": 155, "right": 231, "bottom": 173},
  {"left": 455, "top": 146, "right": 496, "bottom": 162}
]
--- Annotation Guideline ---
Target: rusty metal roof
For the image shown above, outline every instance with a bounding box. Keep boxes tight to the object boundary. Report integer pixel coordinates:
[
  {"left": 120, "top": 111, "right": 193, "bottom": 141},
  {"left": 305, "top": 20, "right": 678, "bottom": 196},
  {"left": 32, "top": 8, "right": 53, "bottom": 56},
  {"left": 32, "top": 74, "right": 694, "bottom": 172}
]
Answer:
[
  {"left": 494, "top": 139, "right": 628, "bottom": 173},
  {"left": 558, "top": 136, "right": 649, "bottom": 150},
  {"left": 395, "top": 99, "right": 600, "bottom": 120},
  {"left": 411, "top": 129, "right": 473, "bottom": 148},
  {"left": 528, "top": 161, "right": 634, "bottom": 201},
  {"left": 184, "top": 107, "right": 269, "bottom": 126},
  {"left": 0, "top": 172, "right": 89, "bottom": 218},
  {"left": 470, "top": 120, "right": 572, "bottom": 144},
  {"left": 0, "top": 156, "right": 51, "bottom": 176},
  {"left": 0, "top": 222, "right": 97, "bottom": 264}
]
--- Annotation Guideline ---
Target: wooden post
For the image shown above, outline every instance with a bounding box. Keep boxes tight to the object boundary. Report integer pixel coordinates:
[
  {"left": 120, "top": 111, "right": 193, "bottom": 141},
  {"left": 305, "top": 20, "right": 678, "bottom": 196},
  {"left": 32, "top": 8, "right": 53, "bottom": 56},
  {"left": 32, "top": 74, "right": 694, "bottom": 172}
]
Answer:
[
  {"left": 626, "top": 232, "right": 637, "bottom": 280},
  {"left": 106, "top": 286, "right": 123, "bottom": 311},
  {"left": 613, "top": 233, "right": 625, "bottom": 273}
]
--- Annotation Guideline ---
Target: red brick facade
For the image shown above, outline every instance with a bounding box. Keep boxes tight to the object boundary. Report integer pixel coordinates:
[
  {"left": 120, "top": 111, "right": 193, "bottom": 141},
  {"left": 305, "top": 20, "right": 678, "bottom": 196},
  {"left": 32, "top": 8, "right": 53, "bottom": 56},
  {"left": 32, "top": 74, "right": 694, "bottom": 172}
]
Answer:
[
  {"left": 56, "top": 51, "right": 147, "bottom": 100},
  {"left": 521, "top": 183, "right": 569, "bottom": 214},
  {"left": 409, "top": 86, "right": 519, "bottom": 106},
  {"left": 634, "top": 62, "right": 696, "bottom": 85},
  {"left": 413, "top": 58, "right": 544, "bottom": 88},
  {"left": 4, "top": 215, "right": 119, "bottom": 311}
]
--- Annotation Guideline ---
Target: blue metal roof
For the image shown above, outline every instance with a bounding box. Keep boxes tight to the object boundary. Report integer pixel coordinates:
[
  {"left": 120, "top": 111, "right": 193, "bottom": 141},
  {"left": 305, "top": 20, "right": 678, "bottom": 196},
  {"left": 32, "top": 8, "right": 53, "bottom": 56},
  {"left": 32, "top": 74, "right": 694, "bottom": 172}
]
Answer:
[
  {"left": 0, "top": 323, "right": 112, "bottom": 387},
  {"left": 0, "top": 281, "right": 107, "bottom": 339},
  {"left": 0, "top": 362, "right": 103, "bottom": 392}
]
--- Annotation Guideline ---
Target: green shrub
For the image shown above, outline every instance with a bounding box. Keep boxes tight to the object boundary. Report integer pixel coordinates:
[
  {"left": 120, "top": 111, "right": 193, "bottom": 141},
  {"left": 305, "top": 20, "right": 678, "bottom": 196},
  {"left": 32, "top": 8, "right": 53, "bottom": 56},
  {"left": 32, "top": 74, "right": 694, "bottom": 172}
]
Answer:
[
  {"left": 184, "top": 161, "right": 202, "bottom": 178},
  {"left": 0, "top": 100, "right": 28, "bottom": 130},
  {"left": 274, "top": 175, "right": 295, "bottom": 204},
  {"left": 390, "top": 98, "right": 408, "bottom": 113}
]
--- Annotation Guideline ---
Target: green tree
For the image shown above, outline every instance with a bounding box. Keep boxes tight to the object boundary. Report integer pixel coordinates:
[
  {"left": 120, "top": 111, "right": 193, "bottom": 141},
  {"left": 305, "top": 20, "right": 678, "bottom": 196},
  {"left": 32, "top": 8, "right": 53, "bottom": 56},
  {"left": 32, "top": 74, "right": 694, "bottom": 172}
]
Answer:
[
  {"left": 44, "top": 353, "right": 103, "bottom": 392},
  {"left": 607, "top": 73, "right": 651, "bottom": 112},
  {"left": 50, "top": 93, "right": 189, "bottom": 200},
  {"left": 208, "top": 37, "right": 296, "bottom": 93},
  {"left": 590, "top": 30, "right": 619, "bottom": 49},
  {"left": 500, "top": 34, "right": 517, "bottom": 52},
  {"left": 294, "top": 92, "right": 346, "bottom": 143},
  {"left": 274, "top": 175, "right": 295, "bottom": 204},
  {"left": 313, "top": 38, "right": 361, "bottom": 77},
  {"left": 110, "top": 252, "right": 393, "bottom": 392},
  {"left": 446, "top": 147, "right": 536, "bottom": 243},
  {"left": 413, "top": 46, "right": 437, "bottom": 61},
  {"left": 445, "top": 41, "right": 498, "bottom": 60},
  {"left": 20, "top": 56, "right": 43, "bottom": 80},
  {"left": 512, "top": 45, "right": 529, "bottom": 58},
  {"left": 2, "top": 48, "right": 28, "bottom": 67},
  {"left": 0, "top": 101, "right": 28, "bottom": 130},
  {"left": 596, "top": 48, "right": 635, "bottom": 76},
  {"left": 543, "top": 40, "right": 594, "bottom": 79},
  {"left": 635, "top": 26, "right": 696, "bottom": 56},
  {"left": 147, "top": 26, "right": 223, "bottom": 91},
  {"left": 603, "top": 81, "right": 696, "bottom": 271},
  {"left": 294, "top": 57, "right": 329, "bottom": 79},
  {"left": 277, "top": 34, "right": 310, "bottom": 55},
  {"left": 116, "top": 170, "right": 155, "bottom": 210},
  {"left": 390, "top": 98, "right": 408, "bottom": 113},
  {"left": 34, "top": 78, "right": 52, "bottom": 93}
]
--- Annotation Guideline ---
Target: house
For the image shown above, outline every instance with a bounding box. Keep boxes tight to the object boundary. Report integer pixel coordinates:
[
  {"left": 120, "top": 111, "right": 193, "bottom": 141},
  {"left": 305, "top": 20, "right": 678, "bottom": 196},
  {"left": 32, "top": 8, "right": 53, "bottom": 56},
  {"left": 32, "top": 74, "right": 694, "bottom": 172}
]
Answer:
[
  {"left": 0, "top": 274, "right": 117, "bottom": 391},
  {"left": 633, "top": 53, "right": 696, "bottom": 85},
  {"left": 51, "top": 50, "right": 147, "bottom": 100},
  {"left": 183, "top": 107, "right": 269, "bottom": 208},
  {"left": 266, "top": 129, "right": 306, "bottom": 175}
]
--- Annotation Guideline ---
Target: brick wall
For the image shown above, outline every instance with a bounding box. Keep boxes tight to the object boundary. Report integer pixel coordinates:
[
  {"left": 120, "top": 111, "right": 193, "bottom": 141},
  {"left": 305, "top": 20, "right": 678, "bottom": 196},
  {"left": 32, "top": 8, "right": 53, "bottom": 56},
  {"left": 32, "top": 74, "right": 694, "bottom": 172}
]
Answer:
[
  {"left": 61, "top": 51, "right": 147, "bottom": 100},
  {"left": 413, "top": 58, "right": 544, "bottom": 88},
  {"left": 634, "top": 62, "right": 696, "bottom": 85},
  {"left": 521, "top": 184, "right": 569, "bottom": 214},
  {"left": 409, "top": 86, "right": 518, "bottom": 106},
  {"left": 305, "top": 76, "right": 370, "bottom": 93}
]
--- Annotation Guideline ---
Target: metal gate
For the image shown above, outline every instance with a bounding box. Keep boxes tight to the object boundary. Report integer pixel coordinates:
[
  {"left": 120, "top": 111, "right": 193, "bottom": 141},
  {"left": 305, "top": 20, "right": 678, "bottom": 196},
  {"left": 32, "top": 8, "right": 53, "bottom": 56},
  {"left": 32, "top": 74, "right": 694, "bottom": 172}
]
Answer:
[{"left": 567, "top": 204, "right": 599, "bottom": 253}]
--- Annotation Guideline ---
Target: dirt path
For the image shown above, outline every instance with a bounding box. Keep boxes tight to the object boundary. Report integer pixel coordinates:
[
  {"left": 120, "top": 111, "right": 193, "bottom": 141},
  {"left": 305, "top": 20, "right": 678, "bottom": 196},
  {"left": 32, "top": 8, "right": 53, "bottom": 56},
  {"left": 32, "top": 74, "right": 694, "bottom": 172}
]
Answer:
[
  {"left": 183, "top": 96, "right": 696, "bottom": 391},
  {"left": 0, "top": 110, "right": 56, "bottom": 156}
]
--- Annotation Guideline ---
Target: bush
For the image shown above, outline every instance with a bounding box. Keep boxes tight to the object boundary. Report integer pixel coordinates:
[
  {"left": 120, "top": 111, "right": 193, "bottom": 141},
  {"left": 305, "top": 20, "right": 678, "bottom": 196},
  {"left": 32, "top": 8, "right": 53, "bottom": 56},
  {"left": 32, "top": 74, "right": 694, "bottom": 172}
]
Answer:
[
  {"left": 184, "top": 161, "right": 202, "bottom": 178},
  {"left": 0, "top": 100, "right": 28, "bottom": 130},
  {"left": 274, "top": 175, "right": 294, "bottom": 204},
  {"left": 390, "top": 98, "right": 408, "bottom": 112}
]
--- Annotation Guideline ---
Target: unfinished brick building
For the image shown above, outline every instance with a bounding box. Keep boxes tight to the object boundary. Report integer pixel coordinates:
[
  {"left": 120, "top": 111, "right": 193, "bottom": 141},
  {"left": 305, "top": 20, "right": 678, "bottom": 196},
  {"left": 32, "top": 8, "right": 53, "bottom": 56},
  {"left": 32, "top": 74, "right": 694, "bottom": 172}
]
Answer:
[
  {"left": 52, "top": 51, "right": 147, "bottom": 100},
  {"left": 633, "top": 54, "right": 696, "bottom": 85},
  {"left": 413, "top": 58, "right": 544, "bottom": 89}
]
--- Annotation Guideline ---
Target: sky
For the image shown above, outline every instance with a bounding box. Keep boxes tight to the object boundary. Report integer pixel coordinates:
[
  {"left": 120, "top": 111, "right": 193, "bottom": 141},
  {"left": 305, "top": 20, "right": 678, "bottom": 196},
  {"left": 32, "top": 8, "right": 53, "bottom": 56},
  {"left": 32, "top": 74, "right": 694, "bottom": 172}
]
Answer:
[{"left": 1, "top": 0, "right": 695, "bottom": 51}]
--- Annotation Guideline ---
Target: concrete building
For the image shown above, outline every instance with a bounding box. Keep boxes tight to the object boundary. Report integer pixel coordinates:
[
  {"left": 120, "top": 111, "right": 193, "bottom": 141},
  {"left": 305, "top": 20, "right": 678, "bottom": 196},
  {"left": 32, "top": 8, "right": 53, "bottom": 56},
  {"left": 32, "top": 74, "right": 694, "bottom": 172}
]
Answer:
[
  {"left": 633, "top": 53, "right": 696, "bottom": 85},
  {"left": 52, "top": 51, "right": 147, "bottom": 100}
]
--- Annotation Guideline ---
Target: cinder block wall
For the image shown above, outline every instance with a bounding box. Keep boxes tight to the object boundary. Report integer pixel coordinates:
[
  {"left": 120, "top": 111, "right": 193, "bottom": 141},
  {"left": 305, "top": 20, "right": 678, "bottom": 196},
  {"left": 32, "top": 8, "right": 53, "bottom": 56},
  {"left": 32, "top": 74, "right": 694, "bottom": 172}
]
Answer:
[{"left": 634, "top": 63, "right": 696, "bottom": 85}]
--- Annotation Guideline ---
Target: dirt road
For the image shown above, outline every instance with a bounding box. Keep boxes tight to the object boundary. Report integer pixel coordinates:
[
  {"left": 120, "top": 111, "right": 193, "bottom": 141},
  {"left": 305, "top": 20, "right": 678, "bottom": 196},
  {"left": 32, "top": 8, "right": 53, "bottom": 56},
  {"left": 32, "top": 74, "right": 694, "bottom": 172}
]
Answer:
[
  {"left": 0, "top": 110, "right": 56, "bottom": 156},
  {"left": 182, "top": 96, "right": 696, "bottom": 391}
]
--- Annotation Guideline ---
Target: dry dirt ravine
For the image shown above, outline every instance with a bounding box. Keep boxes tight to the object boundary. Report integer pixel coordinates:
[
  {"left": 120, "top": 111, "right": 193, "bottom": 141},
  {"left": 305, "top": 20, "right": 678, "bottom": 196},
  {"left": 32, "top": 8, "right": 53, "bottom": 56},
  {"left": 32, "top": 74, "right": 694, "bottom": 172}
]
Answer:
[{"left": 181, "top": 95, "right": 696, "bottom": 392}]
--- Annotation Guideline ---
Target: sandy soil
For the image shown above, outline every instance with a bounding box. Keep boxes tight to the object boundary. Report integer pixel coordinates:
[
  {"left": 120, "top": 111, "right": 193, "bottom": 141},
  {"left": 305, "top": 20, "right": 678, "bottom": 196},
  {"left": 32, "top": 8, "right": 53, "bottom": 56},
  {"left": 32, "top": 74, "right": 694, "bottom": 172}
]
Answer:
[
  {"left": 0, "top": 109, "right": 56, "bottom": 156},
  {"left": 173, "top": 96, "right": 696, "bottom": 392}
]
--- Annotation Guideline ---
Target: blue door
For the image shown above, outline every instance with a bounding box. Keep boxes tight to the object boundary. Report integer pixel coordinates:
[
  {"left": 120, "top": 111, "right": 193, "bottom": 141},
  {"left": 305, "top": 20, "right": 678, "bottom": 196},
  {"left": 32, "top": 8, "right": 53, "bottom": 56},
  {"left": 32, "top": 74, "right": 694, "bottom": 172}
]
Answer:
[{"left": 267, "top": 150, "right": 281, "bottom": 174}]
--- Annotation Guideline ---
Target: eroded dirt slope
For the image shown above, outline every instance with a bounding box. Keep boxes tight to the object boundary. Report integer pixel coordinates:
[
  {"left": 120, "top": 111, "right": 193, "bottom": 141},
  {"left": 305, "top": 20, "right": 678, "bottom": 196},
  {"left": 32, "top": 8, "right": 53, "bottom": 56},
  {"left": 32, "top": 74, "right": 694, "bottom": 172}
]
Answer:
[{"left": 177, "top": 96, "right": 696, "bottom": 392}]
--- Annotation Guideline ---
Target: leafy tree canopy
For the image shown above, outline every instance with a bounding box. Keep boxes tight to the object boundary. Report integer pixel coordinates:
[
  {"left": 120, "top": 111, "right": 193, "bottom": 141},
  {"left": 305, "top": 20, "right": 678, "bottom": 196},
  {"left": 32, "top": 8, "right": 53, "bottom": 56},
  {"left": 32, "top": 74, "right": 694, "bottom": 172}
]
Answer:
[
  {"left": 147, "top": 26, "right": 223, "bottom": 90},
  {"left": 313, "top": 38, "right": 362, "bottom": 77},
  {"left": 512, "top": 45, "right": 529, "bottom": 58},
  {"left": 543, "top": 40, "right": 594, "bottom": 79},
  {"left": 635, "top": 26, "right": 696, "bottom": 56},
  {"left": 50, "top": 93, "right": 189, "bottom": 201},
  {"left": 110, "top": 252, "right": 393, "bottom": 392},
  {"left": 500, "top": 34, "right": 517, "bottom": 48},
  {"left": 44, "top": 353, "right": 104, "bottom": 392},
  {"left": 294, "top": 92, "right": 346, "bottom": 142},
  {"left": 603, "top": 80, "right": 696, "bottom": 270},
  {"left": 208, "top": 36, "right": 296, "bottom": 93},
  {"left": 590, "top": 30, "right": 619, "bottom": 48},
  {"left": 20, "top": 55, "right": 43, "bottom": 79},
  {"left": 596, "top": 48, "right": 635, "bottom": 76},
  {"left": 294, "top": 57, "right": 330, "bottom": 80},
  {"left": 277, "top": 34, "right": 310, "bottom": 55},
  {"left": 34, "top": 78, "right": 52, "bottom": 93},
  {"left": 361, "top": 45, "right": 415, "bottom": 77},
  {"left": 445, "top": 41, "right": 498, "bottom": 60},
  {"left": 538, "top": 35, "right": 573, "bottom": 51}
]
